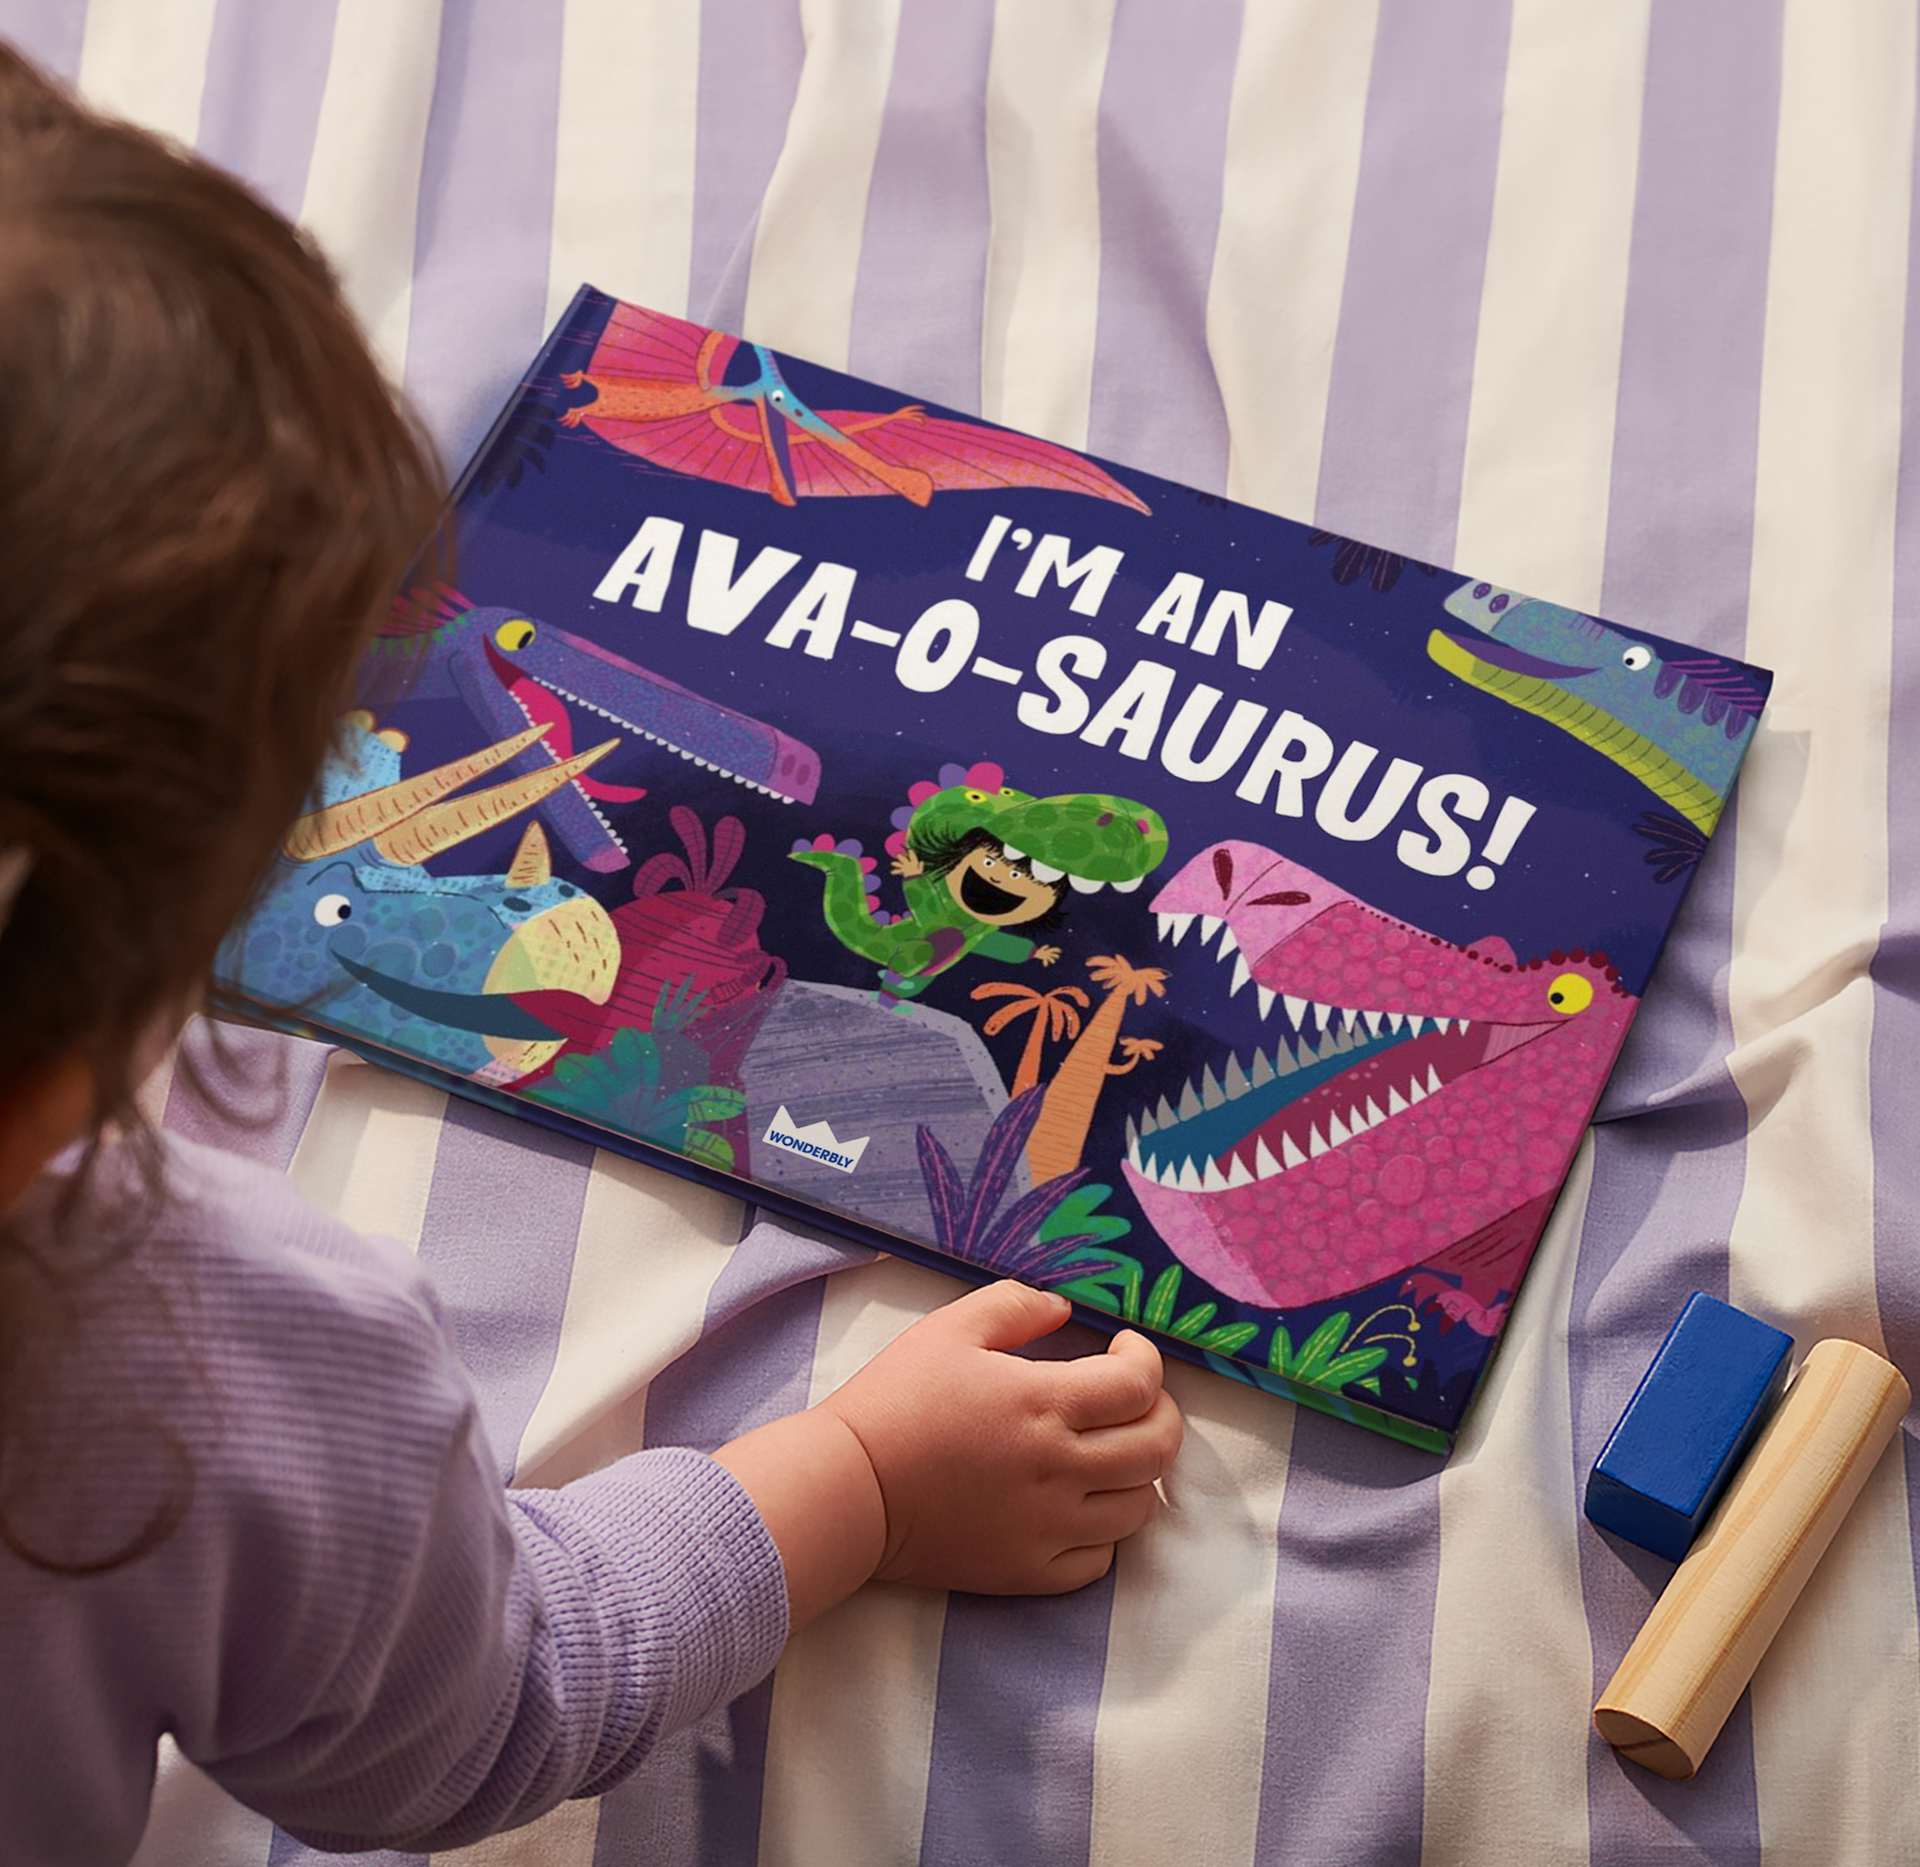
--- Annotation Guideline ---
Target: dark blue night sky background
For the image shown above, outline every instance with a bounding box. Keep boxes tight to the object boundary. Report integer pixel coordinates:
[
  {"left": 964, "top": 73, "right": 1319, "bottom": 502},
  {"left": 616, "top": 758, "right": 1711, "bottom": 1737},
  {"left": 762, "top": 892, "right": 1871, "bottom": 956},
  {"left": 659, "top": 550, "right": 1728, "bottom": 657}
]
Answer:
[{"left": 362, "top": 290, "right": 1771, "bottom": 1434}]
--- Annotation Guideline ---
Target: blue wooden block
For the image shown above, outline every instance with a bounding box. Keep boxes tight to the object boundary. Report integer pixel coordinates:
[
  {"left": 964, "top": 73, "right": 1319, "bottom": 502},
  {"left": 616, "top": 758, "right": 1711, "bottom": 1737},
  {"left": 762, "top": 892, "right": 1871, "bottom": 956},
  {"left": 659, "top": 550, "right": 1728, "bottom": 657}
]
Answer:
[{"left": 1584, "top": 1292, "right": 1793, "bottom": 1562}]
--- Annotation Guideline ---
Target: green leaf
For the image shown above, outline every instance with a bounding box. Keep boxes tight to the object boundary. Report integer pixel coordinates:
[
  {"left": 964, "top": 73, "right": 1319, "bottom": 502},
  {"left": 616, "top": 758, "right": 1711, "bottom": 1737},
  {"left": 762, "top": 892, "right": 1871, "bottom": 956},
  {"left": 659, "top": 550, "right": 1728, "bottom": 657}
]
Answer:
[
  {"left": 1355, "top": 1377, "right": 1382, "bottom": 1395},
  {"left": 1196, "top": 1321, "right": 1260, "bottom": 1356},
  {"left": 1314, "top": 1345, "right": 1390, "bottom": 1390},
  {"left": 1268, "top": 1326, "right": 1296, "bottom": 1377},
  {"left": 1292, "top": 1312, "right": 1352, "bottom": 1382},
  {"left": 1143, "top": 1264, "right": 1183, "bottom": 1332},
  {"left": 683, "top": 1128, "right": 735, "bottom": 1171},
  {"left": 686, "top": 1087, "right": 746, "bottom": 1123},
  {"left": 1055, "top": 1247, "right": 1143, "bottom": 1322},
  {"left": 1058, "top": 1279, "right": 1122, "bottom": 1316},
  {"left": 1169, "top": 1301, "right": 1218, "bottom": 1340}
]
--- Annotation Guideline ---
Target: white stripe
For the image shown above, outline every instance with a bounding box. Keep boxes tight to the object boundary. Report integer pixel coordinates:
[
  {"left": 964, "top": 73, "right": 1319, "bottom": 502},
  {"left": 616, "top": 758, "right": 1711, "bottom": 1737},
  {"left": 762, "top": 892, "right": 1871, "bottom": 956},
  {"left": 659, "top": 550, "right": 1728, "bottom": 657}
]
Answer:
[
  {"left": 1453, "top": 0, "right": 1649, "bottom": 603},
  {"left": 546, "top": 0, "right": 701, "bottom": 327},
  {"left": 1422, "top": 1138, "right": 1594, "bottom": 1866},
  {"left": 298, "top": 0, "right": 444, "bottom": 380},
  {"left": 284, "top": 1052, "right": 448, "bottom": 1251},
  {"left": 1087, "top": 1356, "right": 1293, "bottom": 1862},
  {"left": 512, "top": 1150, "right": 745, "bottom": 1486},
  {"left": 757, "top": 1256, "right": 951, "bottom": 1867},
  {"left": 1207, "top": 0, "right": 1379, "bottom": 516},
  {"left": 76, "top": 0, "right": 218, "bottom": 148},
  {"left": 128, "top": 1739, "right": 272, "bottom": 1867},
  {"left": 980, "top": 0, "right": 1115, "bottom": 449},
  {"left": 1725, "top": 1, "right": 1920, "bottom": 1859},
  {"left": 428, "top": 1792, "right": 601, "bottom": 1867},
  {"left": 740, "top": 0, "right": 902, "bottom": 368}
]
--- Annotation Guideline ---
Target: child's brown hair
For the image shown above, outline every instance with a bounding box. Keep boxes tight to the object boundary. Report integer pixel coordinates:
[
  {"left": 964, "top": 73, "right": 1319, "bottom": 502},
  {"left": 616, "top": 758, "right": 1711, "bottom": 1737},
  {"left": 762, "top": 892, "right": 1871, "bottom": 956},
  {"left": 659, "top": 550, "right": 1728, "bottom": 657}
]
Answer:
[{"left": 0, "top": 47, "right": 445, "bottom": 1565}]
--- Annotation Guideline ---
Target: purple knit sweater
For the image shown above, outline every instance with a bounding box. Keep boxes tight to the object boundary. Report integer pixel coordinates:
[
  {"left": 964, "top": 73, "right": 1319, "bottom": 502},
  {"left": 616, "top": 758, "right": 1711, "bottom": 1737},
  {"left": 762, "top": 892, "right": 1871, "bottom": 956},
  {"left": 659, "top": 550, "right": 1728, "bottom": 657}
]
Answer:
[{"left": 0, "top": 1133, "right": 790, "bottom": 1865}]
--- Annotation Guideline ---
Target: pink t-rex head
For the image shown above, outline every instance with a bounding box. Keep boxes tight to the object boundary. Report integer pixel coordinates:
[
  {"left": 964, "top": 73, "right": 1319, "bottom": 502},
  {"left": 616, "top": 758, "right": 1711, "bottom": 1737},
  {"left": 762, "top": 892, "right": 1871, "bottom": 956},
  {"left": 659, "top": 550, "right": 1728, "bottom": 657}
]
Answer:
[{"left": 1122, "top": 841, "right": 1637, "bottom": 1310}]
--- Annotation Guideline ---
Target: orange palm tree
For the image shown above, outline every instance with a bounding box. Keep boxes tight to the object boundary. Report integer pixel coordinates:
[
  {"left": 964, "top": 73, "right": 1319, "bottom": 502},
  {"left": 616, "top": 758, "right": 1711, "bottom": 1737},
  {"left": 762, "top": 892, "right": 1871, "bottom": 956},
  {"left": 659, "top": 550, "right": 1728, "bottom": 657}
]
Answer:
[
  {"left": 971, "top": 980, "right": 1090, "bottom": 1097},
  {"left": 1027, "top": 955, "right": 1168, "bottom": 1181}
]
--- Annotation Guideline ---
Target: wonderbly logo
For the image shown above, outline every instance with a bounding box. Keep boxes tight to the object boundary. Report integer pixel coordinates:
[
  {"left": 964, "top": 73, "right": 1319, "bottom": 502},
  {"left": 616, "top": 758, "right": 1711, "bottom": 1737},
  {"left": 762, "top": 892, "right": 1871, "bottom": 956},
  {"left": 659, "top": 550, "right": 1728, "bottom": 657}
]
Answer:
[{"left": 762, "top": 1106, "right": 870, "bottom": 1174}]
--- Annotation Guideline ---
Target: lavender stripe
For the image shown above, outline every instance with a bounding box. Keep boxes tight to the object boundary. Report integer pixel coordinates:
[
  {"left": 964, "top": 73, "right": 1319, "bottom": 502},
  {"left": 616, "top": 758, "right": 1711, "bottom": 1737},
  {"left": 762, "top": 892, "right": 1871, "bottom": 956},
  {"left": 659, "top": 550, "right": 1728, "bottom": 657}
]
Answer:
[
  {"left": 590, "top": 1221, "right": 861, "bottom": 1867},
  {"left": 412, "top": 1098, "right": 595, "bottom": 1475},
  {"left": 1313, "top": 1, "right": 1510, "bottom": 566},
  {"left": 918, "top": 1577, "right": 1114, "bottom": 1867},
  {"left": 1870, "top": 0, "right": 1920, "bottom": 1759},
  {"left": 691, "top": 0, "right": 804, "bottom": 331},
  {"left": 403, "top": 0, "right": 565, "bottom": 472},
  {"left": 1252, "top": 1425, "right": 1439, "bottom": 1863},
  {"left": 1, "top": 0, "right": 85, "bottom": 81},
  {"left": 1084, "top": 0, "right": 1240, "bottom": 489},
  {"left": 161, "top": 1025, "right": 332, "bottom": 1174},
  {"left": 195, "top": 0, "right": 337, "bottom": 215},
  {"left": 1569, "top": 5, "right": 1783, "bottom": 1859},
  {"left": 846, "top": 0, "right": 992, "bottom": 413},
  {"left": 1252, "top": 16, "right": 1509, "bottom": 1858}
]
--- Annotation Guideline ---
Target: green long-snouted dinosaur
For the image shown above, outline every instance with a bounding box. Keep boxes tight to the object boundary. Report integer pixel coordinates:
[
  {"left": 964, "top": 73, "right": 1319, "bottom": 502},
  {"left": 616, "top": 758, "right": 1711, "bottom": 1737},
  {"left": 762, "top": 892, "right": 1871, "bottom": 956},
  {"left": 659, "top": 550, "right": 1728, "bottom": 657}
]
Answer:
[{"left": 791, "top": 778, "right": 1169, "bottom": 1009}]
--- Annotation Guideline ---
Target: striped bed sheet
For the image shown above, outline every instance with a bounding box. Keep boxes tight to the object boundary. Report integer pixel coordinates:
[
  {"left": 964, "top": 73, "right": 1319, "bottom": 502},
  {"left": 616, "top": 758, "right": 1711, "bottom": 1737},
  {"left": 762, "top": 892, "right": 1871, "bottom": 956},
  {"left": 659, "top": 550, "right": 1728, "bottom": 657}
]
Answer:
[{"left": 9, "top": 0, "right": 1908, "bottom": 1861}]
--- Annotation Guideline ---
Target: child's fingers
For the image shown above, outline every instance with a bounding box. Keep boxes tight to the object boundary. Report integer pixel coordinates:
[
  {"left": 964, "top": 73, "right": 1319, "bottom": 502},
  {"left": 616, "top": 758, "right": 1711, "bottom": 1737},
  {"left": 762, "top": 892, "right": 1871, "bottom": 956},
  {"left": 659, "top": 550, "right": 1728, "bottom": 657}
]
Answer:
[
  {"left": 940, "top": 1279, "right": 1072, "bottom": 1350},
  {"left": 1050, "top": 1329, "right": 1163, "bottom": 1428},
  {"left": 1075, "top": 1389, "right": 1184, "bottom": 1487},
  {"left": 1043, "top": 1543, "right": 1117, "bottom": 1593},
  {"left": 1077, "top": 1482, "right": 1162, "bottom": 1543}
]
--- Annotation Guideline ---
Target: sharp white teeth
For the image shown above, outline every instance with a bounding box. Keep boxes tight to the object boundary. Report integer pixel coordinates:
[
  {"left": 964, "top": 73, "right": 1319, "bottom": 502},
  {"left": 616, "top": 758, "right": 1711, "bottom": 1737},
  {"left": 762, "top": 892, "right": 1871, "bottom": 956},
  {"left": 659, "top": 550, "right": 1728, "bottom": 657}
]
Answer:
[
  {"left": 1347, "top": 1103, "right": 1368, "bottom": 1135},
  {"left": 1326, "top": 1109, "right": 1351, "bottom": 1147},
  {"left": 1140, "top": 1103, "right": 1160, "bottom": 1137},
  {"left": 1362, "top": 1009, "right": 1384, "bottom": 1036},
  {"left": 1254, "top": 1137, "right": 1283, "bottom": 1178},
  {"left": 1201, "top": 1159, "right": 1229, "bottom": 1192},
  {"left": 1367, "top": 1096, "right": 1389, "bottom": 1127},
  {"left": 1459, "top": 1019, "right": 1471, "bottom": 1034},
  {"left": 1229, "top": 953, "right": 1252, "bottom": 996},
  {"left": 1426, "top": 1064, "right": 1444, "bottom": 1094},
  {"left": 1217, "top": 925, "right": 1240, "bottom": 959},
  {"left": 1434, "top": 1017, "right": 1452, "bottom": 1035},
  {"left": 1176, "top": 1158, "right": 1205, "bottom": 1193},
  {"left": 1003, "top": 844, "right": 1026, "bottom": 860},
  {"left": 1197, "top": 915, "right": 1223, "bottom": 948},
  {"left": 1125, "top": 1116, "right": 1140, "bottom": 1153},
  {"left": 1200, "top": 1066, "right": 1226, "bottom": 1109},
  {"left": 1406, "top": 1014, "right": 1427, "bottom": 1037},
  {"left": 1031, "top": 859, "right": 1064, "bottom": 883},
  {"left": 1155, "top": 1094, "right": 1178, "bottom": 1131},
  {"left": 1311, "top": 1000, "right": 1332, "bottom": 1028},
  {"left": 1155, "top": 913, "right": 1171, "bottom": 940},
  {"left": 1112, "top": 877, "right": 1143, "bottom": 893},
  {"left": 1271, "top": 1041, "right": 1297, "bottom": 1075},
  {"left": 1387, "top": 1086, "right": 1408, "bottom": 1116},
  {"left": 1224, "top": 1054, "right": 1251, "bottom": 1099},
  {"left": 1283, "top": 993, "right": 1308, "bottom": 1027},
  {"left": 1386, "top": 1011, "right": 1406, "bottom": 1034},
  {"left": 1282, "top": 1131, "right": 1308, "bottom": 1169},
  {"left": 1251, "top": 1050, "right": 1275, "bottom": 1086},
  {"left": 1227, "top": 1154, "right": 1254, "bottom": 1188},
  {"left": 1068, "top": 874, "right": 1104, "bottom": 894},
  {"left": 1166, "top": 912, "right": 1195, "bottom": 945},
  {"left": 1177, "top": 1080, "right": 1203, "bottom": 1121},
  {"left": 1256, "top": 985, "right": 1276, "bottom": 1020},
  {"left": 1127, "top": 1134, "right": 1143, "bottom": 1169},
  {"left": 1408, "top": 1077, "right": 1428, "bottom": 1105},
  {"left": 1317, "top": 1029, "right": 1344, "bottom": 1061},
  {"left": 1307, "top": 1123, "right": 1329, "bottom": 1158}
]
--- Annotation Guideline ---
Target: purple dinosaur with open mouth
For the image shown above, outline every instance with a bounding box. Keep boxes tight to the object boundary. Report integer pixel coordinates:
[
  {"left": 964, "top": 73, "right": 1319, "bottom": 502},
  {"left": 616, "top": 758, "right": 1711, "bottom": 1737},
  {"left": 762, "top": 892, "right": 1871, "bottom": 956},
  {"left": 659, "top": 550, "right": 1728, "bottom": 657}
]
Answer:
[{"left": 1122, "top": 841, "right": 1638, "bottom": 1315}]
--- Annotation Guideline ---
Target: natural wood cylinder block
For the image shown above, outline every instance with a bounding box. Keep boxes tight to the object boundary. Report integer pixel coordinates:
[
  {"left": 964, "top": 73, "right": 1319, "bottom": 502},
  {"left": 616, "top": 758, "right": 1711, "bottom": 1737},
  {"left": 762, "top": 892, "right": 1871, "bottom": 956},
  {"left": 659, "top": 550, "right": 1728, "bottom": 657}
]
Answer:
[{"left": 1594, "top": 1338, "right": 1910, "bottom": 1780}]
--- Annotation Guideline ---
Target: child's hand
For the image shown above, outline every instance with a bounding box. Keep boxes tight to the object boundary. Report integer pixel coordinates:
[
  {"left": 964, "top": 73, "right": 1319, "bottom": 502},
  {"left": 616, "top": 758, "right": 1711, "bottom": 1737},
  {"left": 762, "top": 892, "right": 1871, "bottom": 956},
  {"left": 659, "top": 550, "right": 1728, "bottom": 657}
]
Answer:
[
  {"left": 821, "top": 1281, "right": 1181, "bottom": 1595},
  {"left": 714, "top": 1281, "right": 1180, "bottom": 1628}
]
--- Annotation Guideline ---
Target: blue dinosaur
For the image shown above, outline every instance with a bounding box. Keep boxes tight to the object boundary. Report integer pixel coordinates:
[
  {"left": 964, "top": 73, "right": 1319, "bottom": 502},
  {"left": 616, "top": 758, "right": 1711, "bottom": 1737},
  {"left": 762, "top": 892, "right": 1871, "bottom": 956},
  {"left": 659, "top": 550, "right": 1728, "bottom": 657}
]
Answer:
[
  {"left": 375, "top": 585, "right": 824, "bottom": 873},
  {"left": 218, "top": 713, "right": 623, "bottom": 1084}
]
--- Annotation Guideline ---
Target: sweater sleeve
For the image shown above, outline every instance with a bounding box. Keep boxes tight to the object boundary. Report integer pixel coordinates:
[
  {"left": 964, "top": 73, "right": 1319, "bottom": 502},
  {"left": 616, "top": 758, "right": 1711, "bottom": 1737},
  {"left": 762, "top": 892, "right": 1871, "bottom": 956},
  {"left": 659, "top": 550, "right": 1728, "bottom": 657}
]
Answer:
[{"left": 144, "top": 1155, "right": 791, "bottom": 1851}]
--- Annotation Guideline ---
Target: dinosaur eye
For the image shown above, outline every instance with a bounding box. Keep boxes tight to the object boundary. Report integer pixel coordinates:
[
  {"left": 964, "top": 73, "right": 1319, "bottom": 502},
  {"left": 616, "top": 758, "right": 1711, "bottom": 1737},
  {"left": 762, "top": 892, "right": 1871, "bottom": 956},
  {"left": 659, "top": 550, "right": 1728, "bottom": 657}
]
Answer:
[
  {"left": 313, "top": 893, "right": 353, "bottom": 927},
  {"left": 963, "top": 788, "right": 988, "bottom": 802},
  {"left": 770, "top": 390, "right": 787, "bottom": 405},
  {"left": 1546, "top": 971, "right": 1593, "bottom": 1015},
  {"left": 1000, "top": 786, "right": 1017, "bottom": 796},
  {"left": 1621, "top": 644, "right": 1652, "bottom": 672},
  {"left": 494, "top": 619, "right": 536, "bottom": 652}
]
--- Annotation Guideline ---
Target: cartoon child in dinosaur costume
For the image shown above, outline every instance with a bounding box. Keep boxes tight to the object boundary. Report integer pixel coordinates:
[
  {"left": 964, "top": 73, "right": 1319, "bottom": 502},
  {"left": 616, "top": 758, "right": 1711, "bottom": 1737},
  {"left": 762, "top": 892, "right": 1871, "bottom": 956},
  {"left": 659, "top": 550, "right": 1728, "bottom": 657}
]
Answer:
[{"left": 789, "top": 760, "right": 1168, "bottom": 1011}]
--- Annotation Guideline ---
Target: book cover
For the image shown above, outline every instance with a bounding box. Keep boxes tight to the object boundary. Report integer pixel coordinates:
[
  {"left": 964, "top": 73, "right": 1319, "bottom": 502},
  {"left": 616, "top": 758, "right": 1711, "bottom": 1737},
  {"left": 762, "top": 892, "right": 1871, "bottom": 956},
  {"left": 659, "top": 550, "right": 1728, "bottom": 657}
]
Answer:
[{"left": 216, "top": 287, "right": 1772, "bottom": 1451}]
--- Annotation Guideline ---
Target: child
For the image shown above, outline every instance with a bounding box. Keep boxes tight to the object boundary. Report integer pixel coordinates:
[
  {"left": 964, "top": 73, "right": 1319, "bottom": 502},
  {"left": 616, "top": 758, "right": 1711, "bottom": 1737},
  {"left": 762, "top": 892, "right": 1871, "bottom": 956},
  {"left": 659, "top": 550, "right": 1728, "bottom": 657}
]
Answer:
[{"left": 0, "top": 47, "right": 1181, "bottom": 1864}]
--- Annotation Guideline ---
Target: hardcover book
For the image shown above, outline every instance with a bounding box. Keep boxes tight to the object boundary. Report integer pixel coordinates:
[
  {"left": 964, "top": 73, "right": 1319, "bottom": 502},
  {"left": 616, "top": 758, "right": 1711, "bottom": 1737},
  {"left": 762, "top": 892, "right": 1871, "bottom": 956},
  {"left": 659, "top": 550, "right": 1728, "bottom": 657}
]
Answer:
[{"left": 216, "top": 287, "right": 1771, "bottom": 1451}]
